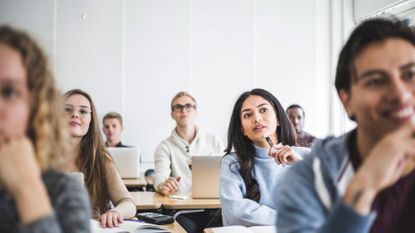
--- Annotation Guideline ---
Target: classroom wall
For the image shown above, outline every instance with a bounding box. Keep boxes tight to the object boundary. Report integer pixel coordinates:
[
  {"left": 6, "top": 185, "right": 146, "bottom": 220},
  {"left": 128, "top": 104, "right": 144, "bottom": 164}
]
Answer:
[{"left": 0, "top": 0, "right": 334, "bottom": 165}]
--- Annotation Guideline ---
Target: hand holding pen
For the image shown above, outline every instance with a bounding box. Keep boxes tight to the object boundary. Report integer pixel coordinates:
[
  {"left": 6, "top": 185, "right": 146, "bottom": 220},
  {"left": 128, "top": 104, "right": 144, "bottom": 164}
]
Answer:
[{"left": 265, "top": 136, "right": 303, "bottom": 166}]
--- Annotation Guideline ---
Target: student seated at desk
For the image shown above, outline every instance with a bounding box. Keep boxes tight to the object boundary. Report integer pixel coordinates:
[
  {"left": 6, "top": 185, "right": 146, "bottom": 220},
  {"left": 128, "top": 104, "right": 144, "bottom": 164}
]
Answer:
[
  {"left": 0, "top": 26, "right": 90, "bottom": 233},
  {"left": 277, "top": 17, "right": 415, "bottom": 233},
  {"left": 63, "top": 89, "right": 136, "bottom": 228},
  {"left": 153, "top": 91, "right": 224, "bottom": 233},
  {"left": 102, "top": 111, "right": 130, "bottom": 147},
  {"left": 220, "top": 88, "right": 310, "bottom": 226}
]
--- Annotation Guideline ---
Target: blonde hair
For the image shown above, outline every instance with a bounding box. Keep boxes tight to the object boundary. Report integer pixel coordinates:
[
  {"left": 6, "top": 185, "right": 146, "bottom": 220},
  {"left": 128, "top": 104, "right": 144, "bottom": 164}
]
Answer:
[
  {"left": 170, "top": 91, "right": 197, "bottom": 111},
  {"left": 0, "top": 25, "right": 69, "bottom": 170}
]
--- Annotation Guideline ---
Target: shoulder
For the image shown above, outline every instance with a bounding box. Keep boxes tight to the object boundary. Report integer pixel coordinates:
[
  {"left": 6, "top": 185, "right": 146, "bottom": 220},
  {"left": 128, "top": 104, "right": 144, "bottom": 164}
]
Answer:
[
  {"left": 221, "top": 153, "right": 240, "bottom": 170},
  {"left": 42, "top": 170, "right": 83, "bottom": 194},
  {"left": 42, "top": 169, "right": 90, "bottom": 206},
  {"left": 287, "top": 134, "right": 349, "bottom": 180},
  {"left": 156, "top": 135, "right": 175, "bottom": 149},
  {"left": 103, "top": 156, "right": 119, "bottom": 175},
  {"left": 41, "top": 170, "right": 91, "bottom": 232},
  {"left": 222, "top": 152, "right": 238, "bottom": 163},
  {"left": 154, "top": 137, "right": 174, "bottom": 157}
]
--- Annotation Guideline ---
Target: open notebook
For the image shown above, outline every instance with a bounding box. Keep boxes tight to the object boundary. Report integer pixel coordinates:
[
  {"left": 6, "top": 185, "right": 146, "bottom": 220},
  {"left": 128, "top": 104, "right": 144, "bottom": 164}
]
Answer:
[{"left": 90, "top": 219, "right": 170, "bottom": 233}]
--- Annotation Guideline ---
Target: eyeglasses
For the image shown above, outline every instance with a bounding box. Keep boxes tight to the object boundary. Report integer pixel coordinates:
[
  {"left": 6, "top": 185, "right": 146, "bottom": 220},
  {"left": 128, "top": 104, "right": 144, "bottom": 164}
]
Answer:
[
  {"left": 64, "top": 105, "right": 91, "bottom": 118},
  {"left": 172, "top": 103, "right": 196, "bottom": 112}
]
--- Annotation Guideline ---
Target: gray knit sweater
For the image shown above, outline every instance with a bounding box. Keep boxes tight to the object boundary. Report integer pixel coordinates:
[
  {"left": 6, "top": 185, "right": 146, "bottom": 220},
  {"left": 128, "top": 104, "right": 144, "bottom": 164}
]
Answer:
[{"left": 0, "top": 170, "right": 91, "bottom": 233}]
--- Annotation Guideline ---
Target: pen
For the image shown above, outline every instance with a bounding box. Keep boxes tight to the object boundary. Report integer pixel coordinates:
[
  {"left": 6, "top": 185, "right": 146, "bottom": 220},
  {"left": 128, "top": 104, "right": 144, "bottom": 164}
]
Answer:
[
  {"left": 265, "top": 136, "right": 274, "bottom": 147},
  {"left": 125, "top": 219, "right": 144, "bottom": 222},
  {"left": 266, "top": 136, "right": 285, "bottom": 167}
]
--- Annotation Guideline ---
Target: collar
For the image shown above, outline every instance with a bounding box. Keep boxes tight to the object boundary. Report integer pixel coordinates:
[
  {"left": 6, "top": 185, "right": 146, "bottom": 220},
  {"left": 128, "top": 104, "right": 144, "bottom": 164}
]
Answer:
[
  {"left": 105, "top": 141, "right": 124, "bottom": 147},
  {"left": 254, "top": 145, "right": 272, "bottom": 159},
  {"left": 171, "top": 126, "right": 199, "bottom": 146}
]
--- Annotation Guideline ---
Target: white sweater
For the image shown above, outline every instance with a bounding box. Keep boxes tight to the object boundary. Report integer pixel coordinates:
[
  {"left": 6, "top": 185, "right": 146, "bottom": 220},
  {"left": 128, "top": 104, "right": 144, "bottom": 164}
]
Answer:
[{"left": 153, "top": 127, "right": 224, "bottom": 193}]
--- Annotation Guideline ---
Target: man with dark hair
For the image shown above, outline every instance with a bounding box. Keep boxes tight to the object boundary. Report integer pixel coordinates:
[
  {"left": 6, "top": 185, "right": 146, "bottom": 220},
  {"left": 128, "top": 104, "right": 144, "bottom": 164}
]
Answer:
[
  {"left": 286, "top": 104, "right": 317, "bottom": 147},
  {"left": 277, "top": 17, "right": 415, "bottom": 233}
]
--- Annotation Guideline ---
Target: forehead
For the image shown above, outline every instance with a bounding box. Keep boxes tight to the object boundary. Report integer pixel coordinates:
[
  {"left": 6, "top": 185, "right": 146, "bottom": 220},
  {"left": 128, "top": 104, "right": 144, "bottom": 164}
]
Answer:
[
  {"left": 287, "top": 108, "right": 303, "bottom": 116},
  {"left": 104, "top": 117, "right": 121, "bottom": 125},
  {"left": 241, "top": 95, "right": 271, "bottom": 110},
  {"left": 354, "top": 38, "right": 415, "bottom": 76},
  {"left": 172, "top": 95, "right": 195, "bottom": 105},
  {"left": 65, "top": 94, "right": 91, "bottom": 108},
  {"left": 0, "top": 44, "right": 26, "bottom": 85}
]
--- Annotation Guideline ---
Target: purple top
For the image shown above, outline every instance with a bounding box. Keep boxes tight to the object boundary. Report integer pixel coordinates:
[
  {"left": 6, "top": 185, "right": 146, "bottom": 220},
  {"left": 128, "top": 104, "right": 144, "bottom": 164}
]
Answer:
[{"left": 348, "top": 131, "right": 415, "bottom": 233}]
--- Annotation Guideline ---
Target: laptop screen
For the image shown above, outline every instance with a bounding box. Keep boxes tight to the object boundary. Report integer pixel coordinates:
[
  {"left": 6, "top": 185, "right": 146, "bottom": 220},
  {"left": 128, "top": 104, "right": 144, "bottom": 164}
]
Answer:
[
  {"left": 191, "top": 155, "right": 222, "bottom": 199},
  {"left": 108, "top": 147, "right": 141, "bottom": 179}
]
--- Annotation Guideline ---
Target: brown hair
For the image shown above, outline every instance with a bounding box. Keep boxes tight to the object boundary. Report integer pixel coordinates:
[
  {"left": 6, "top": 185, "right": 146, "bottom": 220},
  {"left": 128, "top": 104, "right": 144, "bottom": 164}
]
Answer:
[
  {"left": 64, "top": 89, "right": 112, "bottom": 215},
  {"left": 103, "top": 111, "right": 123, "bottom": 127},
  {"left": 170, "top": 91, "right": 197, "bottom": 111},
  {"left": 0, "top": 25, "right": 69, "bottom": 170}
]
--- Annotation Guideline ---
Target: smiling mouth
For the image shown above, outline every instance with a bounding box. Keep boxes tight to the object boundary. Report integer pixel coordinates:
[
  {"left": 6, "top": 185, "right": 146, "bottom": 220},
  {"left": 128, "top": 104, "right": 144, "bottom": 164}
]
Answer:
[{"left": 386, "top": 106, "right": 414, "bottom": 121}]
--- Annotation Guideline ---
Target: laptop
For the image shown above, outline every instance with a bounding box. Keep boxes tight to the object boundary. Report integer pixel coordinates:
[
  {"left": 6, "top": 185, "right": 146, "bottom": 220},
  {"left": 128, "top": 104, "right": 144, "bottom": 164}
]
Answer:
[
  {"left": 108, "top": 147, "right": 141, "bottom": 179},
  {"left": 191, "top": 155, "right": 222, "bottom": 199}
]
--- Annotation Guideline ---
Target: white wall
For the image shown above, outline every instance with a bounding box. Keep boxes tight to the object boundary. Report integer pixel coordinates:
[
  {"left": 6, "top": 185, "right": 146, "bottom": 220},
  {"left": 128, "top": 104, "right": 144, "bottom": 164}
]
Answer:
[{"left": 0, "top": 0, "right": 332, "bottom": 165}]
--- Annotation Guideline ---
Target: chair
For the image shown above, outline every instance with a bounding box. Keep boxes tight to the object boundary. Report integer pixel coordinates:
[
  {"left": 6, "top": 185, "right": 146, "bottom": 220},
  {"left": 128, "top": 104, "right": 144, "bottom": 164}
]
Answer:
[{"left": 144, "top": 169, "right": 155, "bottom": 192}]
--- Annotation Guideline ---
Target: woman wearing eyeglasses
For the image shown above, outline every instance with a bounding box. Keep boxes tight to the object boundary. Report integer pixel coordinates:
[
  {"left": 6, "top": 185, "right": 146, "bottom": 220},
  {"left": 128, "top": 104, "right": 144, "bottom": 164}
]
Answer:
[{"left": 63, "top": 89, "right": 136, "bottom": 228}]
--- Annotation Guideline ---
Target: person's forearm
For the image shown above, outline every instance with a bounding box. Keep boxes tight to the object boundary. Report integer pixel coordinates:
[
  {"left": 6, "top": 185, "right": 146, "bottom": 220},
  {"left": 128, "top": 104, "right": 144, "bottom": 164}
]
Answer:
[
  {"left": 114, "top": 199, "right": 136, "bottom": 219},
  {"left": 14, "top": 177, "right": 52, "bottom": 224},
  {"left": 342, "top": 176, "right": 376, "bottom": 215}
]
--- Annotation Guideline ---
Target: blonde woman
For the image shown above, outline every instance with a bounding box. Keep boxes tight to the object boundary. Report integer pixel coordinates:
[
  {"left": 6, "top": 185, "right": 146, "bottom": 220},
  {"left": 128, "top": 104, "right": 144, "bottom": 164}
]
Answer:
[
  {"left": 63, "top": 89, "right": 136, "bottom": 228},
  {"left": 0, "top": 26, "right": 90, "bottom": 232}
]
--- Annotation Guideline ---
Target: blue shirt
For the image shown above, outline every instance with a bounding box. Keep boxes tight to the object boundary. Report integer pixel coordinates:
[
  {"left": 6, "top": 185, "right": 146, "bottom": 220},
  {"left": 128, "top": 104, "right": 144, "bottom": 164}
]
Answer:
[{"left": 220, "top": 145, "right": 310, "bottom": 226}]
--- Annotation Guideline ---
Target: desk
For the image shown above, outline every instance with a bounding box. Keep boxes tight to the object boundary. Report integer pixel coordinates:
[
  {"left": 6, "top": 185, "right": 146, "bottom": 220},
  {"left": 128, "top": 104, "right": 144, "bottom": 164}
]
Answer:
[
  {"left": 130, "top": 191, "right": 161, "bottom": 210},
  {"left": 130, "top": 192, "right": 221, "bottom": 210},
  {"left": 164, "top": 221, "right": 186, "bottom": 233},
  {"left": 122, "top": 178, "right": 147, "bottom": 189},
  {"left": 157, "top": 193, "right": 221, "bottom": 210}
]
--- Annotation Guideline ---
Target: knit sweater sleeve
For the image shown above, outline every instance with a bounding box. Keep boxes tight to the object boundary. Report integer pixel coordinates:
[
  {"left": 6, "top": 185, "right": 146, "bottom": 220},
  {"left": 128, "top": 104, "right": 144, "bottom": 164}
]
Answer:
[
  {"left": 276, "top": 156, "right": 375, "bottom": 233},
  {"left": 22, "top": 170, "right": 91, "bottom": 233},
  {"left": 153, "top": 141, "right": 172, "bottom": 190},
  {"left": 106, "top": 161, "right": 136, "bottom": 219},
  {"left": 220, "top": 154, "right": 277, "bottom": 226}
]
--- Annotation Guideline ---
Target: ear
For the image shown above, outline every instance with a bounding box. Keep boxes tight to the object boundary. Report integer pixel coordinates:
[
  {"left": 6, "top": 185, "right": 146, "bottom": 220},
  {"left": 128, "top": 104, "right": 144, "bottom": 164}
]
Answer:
[
  {"left": 338, "top": 89, "right": 354, "bottom": 119},
  {"left": 170, "top": 111, "right": 175, "bottom": 120},
  {"left": 241, "top": 128, "right": 246, "bottom": 136}
]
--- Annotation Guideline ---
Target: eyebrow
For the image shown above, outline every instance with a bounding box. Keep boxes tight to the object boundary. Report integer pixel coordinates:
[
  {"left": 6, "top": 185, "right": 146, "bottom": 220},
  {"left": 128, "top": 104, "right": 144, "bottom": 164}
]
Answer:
[
  {"left": 241, "top": 103, "right": 269, "bottom": 113},
  {"left": 400, "top": 62, "right": 415, "bottom": 70},
  {"left": 64, "top": 104, "right": 91, "bottom": 109},
  {"left": 0, "top": 79, "right": 26, "bottom": 86},
  {"left": 173, "top": 103, "right": 193, "bottom": 106},
  {"left": 358, "top": 62, "right": 415, "bottom": 81}
]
